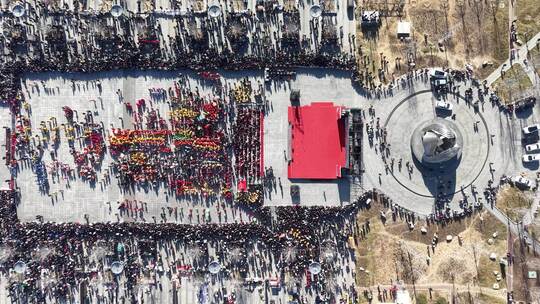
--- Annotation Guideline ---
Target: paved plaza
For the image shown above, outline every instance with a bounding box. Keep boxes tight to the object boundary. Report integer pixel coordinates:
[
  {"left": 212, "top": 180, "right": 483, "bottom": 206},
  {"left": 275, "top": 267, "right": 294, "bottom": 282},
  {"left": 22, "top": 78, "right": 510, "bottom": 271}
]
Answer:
[
  {"left": 14, "top": 70, "right": 256, "bottom": 223},
  {"left": 0, "top": 65, "right": 537, "bottom": 304},
  {"left": 3, "top": 67, "right": 538, "bottom": 221},
  {"left": 0, "top": 0, "right": 538, "bottom": 302},
  {"left": 362, "top": 76, "right": 540, "bottom": 214},
  {"left": 10, "top": 69, "right": 363, "bottom": 225}
]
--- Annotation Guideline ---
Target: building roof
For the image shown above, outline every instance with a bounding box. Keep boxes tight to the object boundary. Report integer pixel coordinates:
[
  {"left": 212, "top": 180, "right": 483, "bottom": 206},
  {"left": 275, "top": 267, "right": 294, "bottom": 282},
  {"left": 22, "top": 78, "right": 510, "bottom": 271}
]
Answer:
[{"left": 287, "top": 102, "right": 347, "bottom": 179}]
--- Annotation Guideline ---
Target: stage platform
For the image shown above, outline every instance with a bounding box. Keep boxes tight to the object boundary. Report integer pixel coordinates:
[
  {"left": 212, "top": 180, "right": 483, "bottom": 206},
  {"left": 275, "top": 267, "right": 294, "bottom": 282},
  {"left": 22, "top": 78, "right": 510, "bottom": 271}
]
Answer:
[{"left": 287, "top": 102, "right": 347, "bottom": 179}]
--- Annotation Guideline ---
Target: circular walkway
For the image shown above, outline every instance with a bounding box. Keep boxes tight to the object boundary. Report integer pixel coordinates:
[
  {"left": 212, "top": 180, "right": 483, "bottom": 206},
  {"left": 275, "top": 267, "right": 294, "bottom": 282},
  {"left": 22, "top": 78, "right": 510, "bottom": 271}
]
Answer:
[{"left": 382, "top": 91, "right": 491, "bottom": 200}]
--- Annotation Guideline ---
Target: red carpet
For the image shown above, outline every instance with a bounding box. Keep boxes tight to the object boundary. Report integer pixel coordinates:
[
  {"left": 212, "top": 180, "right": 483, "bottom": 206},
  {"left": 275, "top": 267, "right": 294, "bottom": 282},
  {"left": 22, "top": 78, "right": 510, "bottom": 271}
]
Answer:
[
  {"left": 288, "top": 102, "right": 347, "bottom": 179},
  {"left": 260, "top": 111, "right": 264, "bottom": 177}
]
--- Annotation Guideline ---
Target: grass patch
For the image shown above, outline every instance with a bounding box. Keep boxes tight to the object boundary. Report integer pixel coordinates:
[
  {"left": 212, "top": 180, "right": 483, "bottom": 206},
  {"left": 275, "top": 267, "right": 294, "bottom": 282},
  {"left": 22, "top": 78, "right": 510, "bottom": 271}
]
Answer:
[
  {"left": 393, "top": 216, "right": 472, "bottom": 245},
  {"left": 476, "top": 0, "right": 510, "bottom": 79},
  {"left": 355, "top": 221, "right": 380, "bottom": 287},
  {"left": 414, "top": 292, "right": 451, "bottom": 304},
  {"left": 478, "top": 294, "right": 506, "bottom": 304},
  {"left": 473, "top": 211, "right": 508, "bottom": 245},
  {"left": 530, "top": 46, "right": 540, "bottom": 77},
  {"left": 477, "top": 256, "right": 506, "bottom": 288},
  {"left": 416, "top": 293, "right": 429, "bottom": 304},
  {"left": 492, "top": 64, "right": 533, "bottom": 104},
  {"left": 354, "top": 203, "right": 400, "bottom": 288},
  {"left": 496, "top": 185, "right": 532, "bottom": 222},
  {"left": 434, "top": 297, "right": 449, "bottom": 304},
  {"left": 456, "top": 292, "right": 506, "bottom": 304},
  {"left": 516, "top": 0, "right": 540, "bottom": 43}
]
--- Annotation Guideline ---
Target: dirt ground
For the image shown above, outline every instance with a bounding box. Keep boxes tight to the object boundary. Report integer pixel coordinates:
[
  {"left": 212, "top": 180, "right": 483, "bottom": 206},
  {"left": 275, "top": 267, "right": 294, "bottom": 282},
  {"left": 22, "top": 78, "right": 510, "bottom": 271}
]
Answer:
[
  {"left": 356, "top": 0, "right": 509, "bottom": 82},
  {"left": 530, "top": 46, "right": 540, "bottom": 77},
  {"left": 415, "top": 291, "right": 450, "bottom": 304},
  {"left": 354, "top": 202, "right": 508, "bottom": 303},
  {"left": 491, "top": 63, "right": 534, "bottom": 103},
  {"left": 515, "top": 0, "right": 540, "bottom": 44},
  {"left": 455, "top": 292, "right": 506, "bottom": 304},
  {"left": 496, "top": 185, "right": 533, "bottom": 222}
]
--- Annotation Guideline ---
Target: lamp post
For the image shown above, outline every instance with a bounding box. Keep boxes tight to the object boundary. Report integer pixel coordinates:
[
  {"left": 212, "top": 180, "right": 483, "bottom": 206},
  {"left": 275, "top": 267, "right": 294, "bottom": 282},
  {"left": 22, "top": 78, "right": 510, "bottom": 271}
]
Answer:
[{"left": 429, "top": 43, "right": 434, "bottom": 66}]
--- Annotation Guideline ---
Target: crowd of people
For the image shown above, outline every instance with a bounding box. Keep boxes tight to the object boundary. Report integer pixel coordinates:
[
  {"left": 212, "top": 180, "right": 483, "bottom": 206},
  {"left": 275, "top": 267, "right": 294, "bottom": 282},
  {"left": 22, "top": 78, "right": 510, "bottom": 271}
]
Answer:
[
  {"left": 8, "top": 75, "right": 267, "bottom": 203},
  {"left": 0, "top": 2, "right": 519, "bottom": 303},
  {"left": 0, "top": 182, "right": 486, "bottom": 303},
  {"left": 110, "top": 89, "right": 235, "bottom": 198},
  {"left": 0, "top": 0, "right": 359, "bottom": 104},
  {"left": 233, "top": 107, "right": 263, "bottom": 182},
  {"left": 0, "top": 187, "right": 378, "bottom": 303}
]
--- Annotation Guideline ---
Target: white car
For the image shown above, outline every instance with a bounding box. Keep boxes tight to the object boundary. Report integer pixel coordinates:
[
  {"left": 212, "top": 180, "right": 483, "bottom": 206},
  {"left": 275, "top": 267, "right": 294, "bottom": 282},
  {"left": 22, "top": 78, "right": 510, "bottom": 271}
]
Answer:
[
  {"left": 433, "top": 78, "right": 448, "bottom": 87},
  {"left": 435, "top": 100, "right": 453, "bottom": 111},
  {"left": 522, "top": 124, "right": 540, "bottom": 135},
  {"left": 512, "top": 176, "right": 533, "bottom": 188},
  {"left": 430, "top": 68, "right": 448, "bottom": 79},
  {"left": 523, "top": 153, "right": 540, "bottom": 162},
  {"left": 526, "top": 143, "right": 540, "bottom": 152}
]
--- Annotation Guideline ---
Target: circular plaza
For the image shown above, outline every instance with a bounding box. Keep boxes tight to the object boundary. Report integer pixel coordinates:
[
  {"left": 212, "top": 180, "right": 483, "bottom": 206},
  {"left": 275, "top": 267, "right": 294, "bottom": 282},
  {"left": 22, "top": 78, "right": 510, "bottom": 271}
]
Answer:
[{"left": 383, "top": 90, "right": 490, "bottom": 200}]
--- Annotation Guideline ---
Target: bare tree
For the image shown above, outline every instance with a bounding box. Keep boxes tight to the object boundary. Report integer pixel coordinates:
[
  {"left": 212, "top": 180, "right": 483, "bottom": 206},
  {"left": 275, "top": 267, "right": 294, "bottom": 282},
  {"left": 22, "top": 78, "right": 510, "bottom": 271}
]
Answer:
[
  {"left": 440, "top": 0, "right": 450, "bottom": 36},
  {"left": 488, "top": 0, "right": 502, "bottom": 58},
  {"left": 431, "top": 9, "right": 439, "bottom": 36},
  {"left": 455, "top": 0, "right": 470, "bottom": 57},
  {"left": 471, "top": 0, "right": 485, "bottom": 54}
]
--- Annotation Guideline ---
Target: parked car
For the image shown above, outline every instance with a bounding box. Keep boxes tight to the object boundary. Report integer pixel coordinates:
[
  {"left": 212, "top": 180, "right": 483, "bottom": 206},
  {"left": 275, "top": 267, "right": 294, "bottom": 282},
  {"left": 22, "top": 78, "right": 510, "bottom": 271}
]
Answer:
[
  {"left": 515, "top": 97, "right": 536, "bottom": 112},
  {"left": 522, "top": 133, "right": 540, "bottom": 145},
  {"left": 526, "top": 143, "right": 540, "bottom": 152},
  {"left": 433, "top": 78, "right": 448, "bottom": 87},
  {"left": 432, "top": 78, "right": 448, "bottom": 94},
  {"left": 523, "top": 124, "right": 540, "bottom": 135},
  {"left": 429, "top": 68, "right": 448, "bottom": 79},
  {"left": 512, "top": 176, "right": 533, "bottom": 188},
  {"left": 522, "top": 153, "right": 540, "bottom": 162},
  {"left": 435, "top": 100, "right": 453, "bottom": 111}
]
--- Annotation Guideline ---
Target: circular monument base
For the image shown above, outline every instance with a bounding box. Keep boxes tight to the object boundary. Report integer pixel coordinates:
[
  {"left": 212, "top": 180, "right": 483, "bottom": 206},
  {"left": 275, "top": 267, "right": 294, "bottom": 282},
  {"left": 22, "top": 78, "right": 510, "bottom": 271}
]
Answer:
[
  {"left": 382, "top": 90, "right": 490, "bottom": 200},
  {"left": 410, "top": 118, "right": 464, "bottom": 169}
]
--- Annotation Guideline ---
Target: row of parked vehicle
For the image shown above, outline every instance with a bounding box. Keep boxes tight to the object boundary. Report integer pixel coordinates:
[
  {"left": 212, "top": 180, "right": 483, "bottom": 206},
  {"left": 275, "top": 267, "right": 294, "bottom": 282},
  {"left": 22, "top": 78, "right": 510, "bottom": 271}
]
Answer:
[
  {"left": 522, "top": 124, "right": 540, "bottom": 162},
  {"left": 429, "top": 68, "right": 453, "bottom": 111},
  {"left": 510, "top": 123, "right": 537, "bottom": 188}
]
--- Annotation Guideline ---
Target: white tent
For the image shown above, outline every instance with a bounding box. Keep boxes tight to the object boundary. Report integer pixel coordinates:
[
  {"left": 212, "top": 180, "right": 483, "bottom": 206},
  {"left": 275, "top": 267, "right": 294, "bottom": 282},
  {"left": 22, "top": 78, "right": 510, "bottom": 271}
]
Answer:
[
  {"left": 397, "top": 21, "right": 411, "bottom": 38},
  {"left": 395, "top": 289, "right": 412, "bottom": 304}
]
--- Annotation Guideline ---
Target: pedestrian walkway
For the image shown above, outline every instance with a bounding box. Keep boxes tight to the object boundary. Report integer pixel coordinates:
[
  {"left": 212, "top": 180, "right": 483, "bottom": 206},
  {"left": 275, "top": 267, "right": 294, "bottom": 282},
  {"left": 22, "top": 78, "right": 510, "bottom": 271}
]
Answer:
[
  {"left": 485, "top": 31, "right": 540, "bottom": 86},
  {"left": 365, "top": 282, "right": 506, "bottom": 301}
]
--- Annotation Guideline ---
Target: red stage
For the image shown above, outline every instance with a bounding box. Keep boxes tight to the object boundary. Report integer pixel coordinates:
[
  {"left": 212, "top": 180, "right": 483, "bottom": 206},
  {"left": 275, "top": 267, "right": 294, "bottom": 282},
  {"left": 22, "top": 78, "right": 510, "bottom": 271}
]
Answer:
[{"left": 288, "top": 102, "right": 347, "bottom": 179}]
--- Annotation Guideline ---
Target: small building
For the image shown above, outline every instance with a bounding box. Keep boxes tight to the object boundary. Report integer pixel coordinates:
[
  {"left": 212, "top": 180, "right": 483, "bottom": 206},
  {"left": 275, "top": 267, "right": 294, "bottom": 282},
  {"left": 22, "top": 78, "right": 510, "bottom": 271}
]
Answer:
[{"left": 397, "top": 21, "right": 411, "bottom": 39}]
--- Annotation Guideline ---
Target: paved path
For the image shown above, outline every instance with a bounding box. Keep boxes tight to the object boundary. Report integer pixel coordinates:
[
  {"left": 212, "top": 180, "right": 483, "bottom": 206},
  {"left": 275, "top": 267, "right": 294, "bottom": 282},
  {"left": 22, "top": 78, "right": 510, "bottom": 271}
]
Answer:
[
  {"left": 486, "top": 202, "right": 540, "bottom": 255},
  {"left": 485, "top": 31, "right": 540, "bottom": 87},
  {"left": 507, "top": 231, "right": 516, "bottom": 293},
  {"left": 366, "top": 282, "right": 506, "bottom": 301}
]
